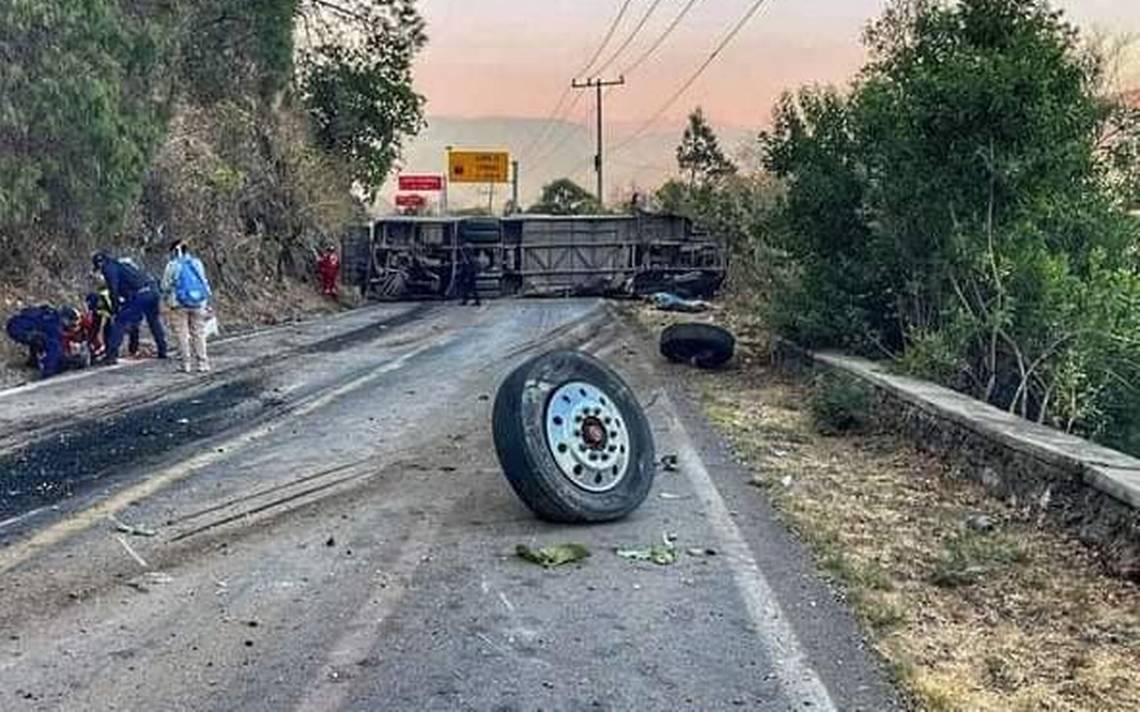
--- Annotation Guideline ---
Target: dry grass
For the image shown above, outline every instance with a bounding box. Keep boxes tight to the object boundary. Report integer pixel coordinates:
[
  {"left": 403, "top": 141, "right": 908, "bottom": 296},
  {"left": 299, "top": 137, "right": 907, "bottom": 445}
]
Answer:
[{"left": 635, "top": 301, "right": 1140, "bottom": 712}]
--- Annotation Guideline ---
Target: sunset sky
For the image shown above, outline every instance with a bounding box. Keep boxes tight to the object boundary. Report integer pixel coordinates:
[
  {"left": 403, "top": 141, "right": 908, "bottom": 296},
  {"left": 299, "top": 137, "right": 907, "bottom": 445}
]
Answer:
[
  {"left": 414, "top": 0, "right": 1140, "bottom": 130},
  {"left": 390, "top": 1, "right": 1140, "bottom": 207}
]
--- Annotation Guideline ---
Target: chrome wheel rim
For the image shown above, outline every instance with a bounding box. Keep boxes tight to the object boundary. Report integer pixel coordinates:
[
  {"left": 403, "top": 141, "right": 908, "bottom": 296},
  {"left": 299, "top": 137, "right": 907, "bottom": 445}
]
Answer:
[{"left": 544, "top": 381, "right": 631, "bottom": 493}]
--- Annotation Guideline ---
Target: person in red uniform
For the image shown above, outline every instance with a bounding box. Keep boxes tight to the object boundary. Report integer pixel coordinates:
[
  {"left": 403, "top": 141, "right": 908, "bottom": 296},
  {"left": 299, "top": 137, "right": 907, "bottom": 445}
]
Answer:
[{"left": 316, "top": 244, "right": 340, "bottom": 298}]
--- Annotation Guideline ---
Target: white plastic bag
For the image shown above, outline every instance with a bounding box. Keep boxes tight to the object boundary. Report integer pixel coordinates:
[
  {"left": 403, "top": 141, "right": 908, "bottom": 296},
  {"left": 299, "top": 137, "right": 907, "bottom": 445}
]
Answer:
[{"left": 204, "top": 308, "right": 220, "bottom": 340}]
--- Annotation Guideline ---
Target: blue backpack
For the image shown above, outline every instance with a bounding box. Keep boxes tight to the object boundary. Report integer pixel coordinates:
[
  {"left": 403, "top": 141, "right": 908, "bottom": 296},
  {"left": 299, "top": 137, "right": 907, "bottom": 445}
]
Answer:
[{"left": 174, "top": 257, "right": 210, "bottom": 308}]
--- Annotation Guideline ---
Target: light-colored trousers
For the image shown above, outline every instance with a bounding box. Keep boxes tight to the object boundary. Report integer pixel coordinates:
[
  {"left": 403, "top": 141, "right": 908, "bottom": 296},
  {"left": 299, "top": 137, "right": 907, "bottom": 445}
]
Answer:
[{"left": 170, "top": 307, "right": 210, "bottom": 372}]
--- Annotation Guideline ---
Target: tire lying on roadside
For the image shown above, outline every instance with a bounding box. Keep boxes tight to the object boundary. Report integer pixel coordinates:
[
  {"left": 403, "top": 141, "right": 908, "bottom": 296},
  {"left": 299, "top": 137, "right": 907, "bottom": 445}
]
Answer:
[
  {"left": 492, "top": 350, "right": 656, "bottom": 523},
  {"left": 660, "top": 323, "right": 735, "bottom": 369}
]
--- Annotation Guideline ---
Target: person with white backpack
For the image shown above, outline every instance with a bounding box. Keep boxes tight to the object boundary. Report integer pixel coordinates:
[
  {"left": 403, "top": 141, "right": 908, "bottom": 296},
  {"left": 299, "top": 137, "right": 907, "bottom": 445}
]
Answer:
[{"left": 161, "top": 240, "right": 213, "bottom": 374}]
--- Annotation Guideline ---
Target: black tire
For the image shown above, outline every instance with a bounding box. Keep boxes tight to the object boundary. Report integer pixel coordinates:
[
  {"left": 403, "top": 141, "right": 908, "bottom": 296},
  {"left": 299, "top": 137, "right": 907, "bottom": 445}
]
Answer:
[
  {"left": 660, "top": 323, "right": 735, "bottom": 368},
  {"left": 492, "top": 350, "right": 656, "bottom": 523}
]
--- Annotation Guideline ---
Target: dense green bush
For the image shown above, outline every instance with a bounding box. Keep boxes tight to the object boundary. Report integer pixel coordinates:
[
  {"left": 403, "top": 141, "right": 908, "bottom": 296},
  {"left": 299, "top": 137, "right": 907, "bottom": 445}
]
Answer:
[
  {"left": 754, "top": 0, "right": 1140, "bottom": 453},
  {"left": 810, "top": 372, "right": 875, "bottom": 435},
  {"left": 0, "top": 1, "right": 175, "bottom": 250}
]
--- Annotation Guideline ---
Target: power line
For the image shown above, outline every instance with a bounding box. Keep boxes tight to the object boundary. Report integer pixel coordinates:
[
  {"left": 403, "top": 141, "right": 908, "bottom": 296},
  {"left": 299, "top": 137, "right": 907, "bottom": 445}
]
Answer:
[
  {"left": 576, "top": 0, "right": 635, "bottom": 79},
  {"left": 620, "top": 0, "right": 702, "bottom": 77},
  {"left": 612, "top": 0, "right": 771, "bottom": 154},
  {"left": 593, "top": 0, "right": 667, "bottom": 78},
  {"left": 527, "top": 92, "right": 589, "bottom": 167},
  {"left": 516, "top": 0, "right": 636, "bottom": 165}
]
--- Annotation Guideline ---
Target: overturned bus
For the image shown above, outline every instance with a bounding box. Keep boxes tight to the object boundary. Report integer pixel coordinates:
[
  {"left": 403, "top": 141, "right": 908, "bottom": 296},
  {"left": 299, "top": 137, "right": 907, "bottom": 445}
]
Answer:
[{"left": 341, "top": 212, "right": 727, "bottom": 301}]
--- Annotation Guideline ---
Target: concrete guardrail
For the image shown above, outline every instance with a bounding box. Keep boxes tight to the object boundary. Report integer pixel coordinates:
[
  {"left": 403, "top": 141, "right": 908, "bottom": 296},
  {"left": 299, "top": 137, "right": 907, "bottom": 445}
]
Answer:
[{"left": 773, "top": 338, "right": 1140, "bottom": 580}]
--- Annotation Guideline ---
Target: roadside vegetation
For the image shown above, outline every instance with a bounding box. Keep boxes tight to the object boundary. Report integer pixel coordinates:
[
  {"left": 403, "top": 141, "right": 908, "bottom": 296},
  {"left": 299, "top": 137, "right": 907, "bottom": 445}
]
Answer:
[
  {"left": 641, "top": 0, "right": 1140, "bottom": 708},
  {"left": 0, "top": 0, "right": 427, "bottom": 382},
  {"left": 659, "top": 0, "right": 1140, "bottom": 456},
  {"left": 639, "top": 302, "right": 1140, "bottom": 711},
  {"left": 0, "top": 0, "right": 425, "bottom": 301}
]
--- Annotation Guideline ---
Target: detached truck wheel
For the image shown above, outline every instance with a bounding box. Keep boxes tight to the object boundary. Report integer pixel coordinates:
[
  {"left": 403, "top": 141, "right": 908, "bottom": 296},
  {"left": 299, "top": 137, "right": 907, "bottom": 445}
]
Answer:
[
  {"left": 660, "top": 323, "right": 735, "bottom": 369},
  {"left": 492, "top": 350, "right": 656, "bottom": 523}
]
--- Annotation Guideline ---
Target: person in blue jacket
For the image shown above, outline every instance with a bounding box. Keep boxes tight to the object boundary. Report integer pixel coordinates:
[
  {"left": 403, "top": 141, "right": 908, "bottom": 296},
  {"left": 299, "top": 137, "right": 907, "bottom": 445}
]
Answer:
[
  {"left": 5, "top": 305, "right": 87, "bottom": 379},
  {"left": 92, "top": 252, "right": 168, "bottom": 364}
]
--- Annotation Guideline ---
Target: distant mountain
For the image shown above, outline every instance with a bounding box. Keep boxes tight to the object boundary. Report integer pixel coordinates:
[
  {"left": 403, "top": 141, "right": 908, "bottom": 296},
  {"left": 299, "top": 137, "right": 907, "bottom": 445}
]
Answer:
[{"left": 376, "top": 115, "right": 757, "bottom": 215}]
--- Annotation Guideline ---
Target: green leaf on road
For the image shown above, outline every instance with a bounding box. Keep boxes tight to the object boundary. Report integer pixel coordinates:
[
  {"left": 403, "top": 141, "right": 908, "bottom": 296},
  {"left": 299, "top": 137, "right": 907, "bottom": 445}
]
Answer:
[
  {"left": 616, "top": 536, "right": 678, "bottom": 566},
  {"left": 515, "top": 543, "right": 591, "bottom": 569}
]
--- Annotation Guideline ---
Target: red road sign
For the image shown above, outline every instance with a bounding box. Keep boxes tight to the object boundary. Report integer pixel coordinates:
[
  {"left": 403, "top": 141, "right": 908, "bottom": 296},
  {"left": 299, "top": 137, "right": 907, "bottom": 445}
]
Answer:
[
  {"left": 398, "top": 174, "right": 444, "bottom": 191},
  {"left": 395, "top": 194, "right": 426, "bottom": 207}
]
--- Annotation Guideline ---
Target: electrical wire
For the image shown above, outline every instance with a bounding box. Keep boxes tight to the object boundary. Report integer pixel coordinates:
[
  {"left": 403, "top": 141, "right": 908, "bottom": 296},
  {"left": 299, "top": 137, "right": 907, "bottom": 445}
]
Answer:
[
  {"left": 611, "top": 0, "right": 772, "bottom": 154},
  {"left": 620, "top": 0, "right": 702, "bottom": 77},
  {"left": 516, "top": 0, "right": 636, "bottom": 165},
  {"left": 592, "top": 0, "right": 668, "bottom": 78},
  {"left": 576, "top": 0, "right": 635, "bottom": 79}
]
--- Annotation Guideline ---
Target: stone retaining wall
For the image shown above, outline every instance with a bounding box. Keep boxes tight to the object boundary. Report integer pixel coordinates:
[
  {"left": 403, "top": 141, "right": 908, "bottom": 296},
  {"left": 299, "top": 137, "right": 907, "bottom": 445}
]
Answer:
[{"left": 773, "top": 339, "right": 1140, "bottom": 580}]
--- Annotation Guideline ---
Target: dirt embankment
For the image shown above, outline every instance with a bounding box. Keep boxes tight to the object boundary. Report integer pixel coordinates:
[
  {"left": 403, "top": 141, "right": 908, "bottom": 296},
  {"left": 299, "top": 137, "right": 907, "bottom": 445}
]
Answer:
[{"left": 636, "top": 298, "right": 1140, "bottom": 712}]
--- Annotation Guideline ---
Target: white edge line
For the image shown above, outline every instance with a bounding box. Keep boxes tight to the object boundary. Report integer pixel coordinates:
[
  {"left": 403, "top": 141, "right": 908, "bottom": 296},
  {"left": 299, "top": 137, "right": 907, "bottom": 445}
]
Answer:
[{"left": 662, "top": 392, "right": 838, "bottom": 710}]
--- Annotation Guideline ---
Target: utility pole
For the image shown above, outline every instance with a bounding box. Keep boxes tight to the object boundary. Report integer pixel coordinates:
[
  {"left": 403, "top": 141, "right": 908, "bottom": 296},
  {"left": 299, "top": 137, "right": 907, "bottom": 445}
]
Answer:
[
  {"left": 571, "top": 76, "right": 624, "bottom": 205},
  {"left": 511, "top": 160, "right": 520, "bottom": 214}
]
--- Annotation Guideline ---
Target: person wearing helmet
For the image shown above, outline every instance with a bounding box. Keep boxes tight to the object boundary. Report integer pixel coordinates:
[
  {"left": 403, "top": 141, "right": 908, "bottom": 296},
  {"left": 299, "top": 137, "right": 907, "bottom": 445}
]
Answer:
[{"left": 92, "top": 252, "right": 168, "bottom": 364}]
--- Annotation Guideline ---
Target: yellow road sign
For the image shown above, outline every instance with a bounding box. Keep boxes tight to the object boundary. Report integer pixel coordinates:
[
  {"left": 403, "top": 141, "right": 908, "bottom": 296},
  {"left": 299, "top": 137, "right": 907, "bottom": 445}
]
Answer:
[{"left": 448, "top": 150, "right": 510, "bottom": 184}]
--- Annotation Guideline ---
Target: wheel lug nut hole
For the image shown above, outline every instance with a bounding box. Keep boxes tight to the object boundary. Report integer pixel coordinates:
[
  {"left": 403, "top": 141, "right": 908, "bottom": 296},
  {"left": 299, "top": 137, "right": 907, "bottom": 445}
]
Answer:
[
  {"left": 594, "top": 474, "right": 603, "bottom": 484},
  {"left": 573, "top": 465, "right": 583, "bottom": 475},
  {"left": 557, "top": 443, "right": 568, "bottom": 453},
  {"left": 553, "top": 416, "right": 563, "bottom": 426}
]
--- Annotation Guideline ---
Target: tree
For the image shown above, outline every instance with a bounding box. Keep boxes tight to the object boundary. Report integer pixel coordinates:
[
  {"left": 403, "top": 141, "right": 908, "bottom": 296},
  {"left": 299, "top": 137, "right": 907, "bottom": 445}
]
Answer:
[
  {"left": 297, "top": 0, "right": 427, "bottom": 201},
  {"left": 676, "top": 107, "right": 736, "bottom": 188},
  {"left": 529, "top": 179, "right": 601, "bottom": 215},
  {"left": 759, "top": 0, "right": 1140, "bottom": 450},
  {"left": 177, "top": 0, "right": 300, "bottom": 105},
  {"left": 0, "top": 1, "right": 183, "bottom": 274}
]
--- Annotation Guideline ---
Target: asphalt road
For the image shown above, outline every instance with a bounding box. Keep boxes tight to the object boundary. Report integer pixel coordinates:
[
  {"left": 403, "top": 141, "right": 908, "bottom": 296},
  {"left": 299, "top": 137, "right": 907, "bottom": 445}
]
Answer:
[{"left": 0, "top": 301, "right": 901, "bottom": 711}]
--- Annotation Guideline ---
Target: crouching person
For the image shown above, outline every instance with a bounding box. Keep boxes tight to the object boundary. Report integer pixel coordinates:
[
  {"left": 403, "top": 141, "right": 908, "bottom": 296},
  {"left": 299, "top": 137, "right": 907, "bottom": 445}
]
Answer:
[
  {"left": 92, "top": 252, "right": 168, "bottom": 364},
  {"left": 5, "top": 304, "right": 90, "bottom": 379},
  {"left": 162, "top": 240, "right": 212, "bottom": 374}
]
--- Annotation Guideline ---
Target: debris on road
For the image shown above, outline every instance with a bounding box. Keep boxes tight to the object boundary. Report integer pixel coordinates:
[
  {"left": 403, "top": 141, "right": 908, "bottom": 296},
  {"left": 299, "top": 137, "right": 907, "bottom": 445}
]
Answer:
[
  {"left": 660, "top": 454, "right": 679, "bottom": 472},
  {"left": 660, "top": 323, "right": 736, "bottom": 369},
  {"left": 658, "top": 492, "right": 686, "bottom": 500},
  {"left": 126, "top": 572, "right": 173, "bottom": 592},
  {"left": 114, "top": 535, "right": 149, "bottom": 569},
  {"left": 515, "top": 543, "right": 591, "bottom": 569},
  {"left": 650, "top": 292, "right": 709, "bottom": 313},
  {"left": 616, "top": 534, "right": 677, "bottom": 566},
  {"left": 686, "top": 548, "right": 718, "bottom": 557},
  {"left": 109, "top": 514, "right": 157, "bottom": 537}
]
